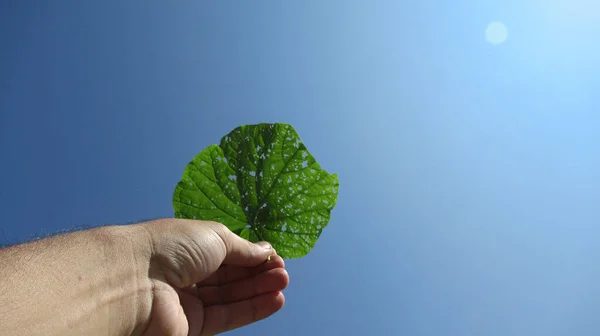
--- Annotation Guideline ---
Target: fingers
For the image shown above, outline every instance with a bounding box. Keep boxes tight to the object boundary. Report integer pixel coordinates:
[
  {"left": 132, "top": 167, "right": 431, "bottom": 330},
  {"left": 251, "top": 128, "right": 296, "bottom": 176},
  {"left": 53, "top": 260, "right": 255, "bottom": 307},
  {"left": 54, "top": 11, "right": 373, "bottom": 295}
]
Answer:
[
  {"left": 199, "top": 267, "right": 289, "bottom": 306},
  {"left": 201, "top": 291, "right": 286, "bottom": 336},
  {"left": 180, "top": 254, "right": 285, "bottom": 298},
  {"left": 212, "top": 224, "right": 277, "bottom": 267},
  {"left": 140, "top": 219, "right": 278, "bottom": 287},
  {"left": 201, "top": 254, "right": 285, "bottom": 286}
]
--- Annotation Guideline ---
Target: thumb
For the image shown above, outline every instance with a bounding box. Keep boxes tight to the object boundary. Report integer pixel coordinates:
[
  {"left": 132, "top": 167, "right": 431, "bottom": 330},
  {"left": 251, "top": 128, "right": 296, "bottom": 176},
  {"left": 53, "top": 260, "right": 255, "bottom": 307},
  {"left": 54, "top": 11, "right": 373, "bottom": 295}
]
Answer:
[
  {"left": 139, "top": 219, "right": 277, "bottom": 287},
  {"left": 213, "top": 225, "right": 276, "bottom": 266}
]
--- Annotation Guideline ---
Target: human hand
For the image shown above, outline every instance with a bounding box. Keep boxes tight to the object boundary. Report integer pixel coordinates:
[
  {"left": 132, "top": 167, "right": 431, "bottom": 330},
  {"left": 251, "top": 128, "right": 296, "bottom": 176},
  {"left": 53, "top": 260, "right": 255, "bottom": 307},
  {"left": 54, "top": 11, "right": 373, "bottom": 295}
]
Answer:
[{"left": 135, "top": 219, "right": 289, "bottom": 336}]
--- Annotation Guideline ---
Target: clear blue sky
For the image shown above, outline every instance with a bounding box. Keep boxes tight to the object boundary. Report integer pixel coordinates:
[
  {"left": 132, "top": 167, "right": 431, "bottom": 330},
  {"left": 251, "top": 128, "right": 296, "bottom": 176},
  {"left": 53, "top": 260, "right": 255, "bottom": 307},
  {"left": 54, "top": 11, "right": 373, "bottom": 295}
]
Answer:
[{"left": 1, "top": 1, "right": 600, "bottom": 335}]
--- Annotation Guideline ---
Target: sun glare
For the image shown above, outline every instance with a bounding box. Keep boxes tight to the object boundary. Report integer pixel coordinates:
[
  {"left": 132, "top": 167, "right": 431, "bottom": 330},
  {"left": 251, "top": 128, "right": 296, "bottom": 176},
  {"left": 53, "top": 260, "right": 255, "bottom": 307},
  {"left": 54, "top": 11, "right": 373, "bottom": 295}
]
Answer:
[{"left": 485, "top": 21, "right": 508, "bottom": 45}]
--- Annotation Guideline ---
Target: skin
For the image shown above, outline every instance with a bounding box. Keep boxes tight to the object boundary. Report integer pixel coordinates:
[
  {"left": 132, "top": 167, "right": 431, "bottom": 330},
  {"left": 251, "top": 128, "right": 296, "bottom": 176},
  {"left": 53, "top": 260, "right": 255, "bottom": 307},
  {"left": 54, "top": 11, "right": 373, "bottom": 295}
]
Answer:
[{"left": 0, "top": 218, "right": 289, "bottom": 336}]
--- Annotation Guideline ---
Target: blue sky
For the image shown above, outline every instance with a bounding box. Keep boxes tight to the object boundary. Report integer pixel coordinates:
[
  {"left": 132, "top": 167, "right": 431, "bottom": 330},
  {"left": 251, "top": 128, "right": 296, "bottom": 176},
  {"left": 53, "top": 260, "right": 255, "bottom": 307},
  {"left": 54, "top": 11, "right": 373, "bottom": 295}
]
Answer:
[{"left": 1, "top": 1, "right": 600, "bottom": 335}]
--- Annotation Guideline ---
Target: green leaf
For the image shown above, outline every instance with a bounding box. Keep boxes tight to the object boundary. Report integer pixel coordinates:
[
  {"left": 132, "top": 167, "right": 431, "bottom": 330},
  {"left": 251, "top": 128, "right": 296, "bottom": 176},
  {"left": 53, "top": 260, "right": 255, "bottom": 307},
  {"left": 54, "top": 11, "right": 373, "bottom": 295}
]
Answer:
[{"left": 173, "top": 123, "right": 339, "bottom": 259}]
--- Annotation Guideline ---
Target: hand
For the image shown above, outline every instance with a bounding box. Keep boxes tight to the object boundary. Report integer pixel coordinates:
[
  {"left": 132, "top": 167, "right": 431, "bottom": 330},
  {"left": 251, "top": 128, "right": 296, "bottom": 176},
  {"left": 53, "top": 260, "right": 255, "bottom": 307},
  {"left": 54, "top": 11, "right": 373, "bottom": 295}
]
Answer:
[
  {"left": 136, "top": 219, "right": 289, "bottom": 336},
  {"left": 0, "top": 218, "right": 285, "bottom": 335}
]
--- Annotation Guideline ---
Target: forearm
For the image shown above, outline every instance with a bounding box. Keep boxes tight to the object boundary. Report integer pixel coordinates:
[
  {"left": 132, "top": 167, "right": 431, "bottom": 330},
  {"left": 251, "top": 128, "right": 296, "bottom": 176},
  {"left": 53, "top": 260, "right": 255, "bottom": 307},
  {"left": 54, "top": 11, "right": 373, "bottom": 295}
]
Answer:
[{"left": 0, "top": 225, "right": 152, "bottom": 336}]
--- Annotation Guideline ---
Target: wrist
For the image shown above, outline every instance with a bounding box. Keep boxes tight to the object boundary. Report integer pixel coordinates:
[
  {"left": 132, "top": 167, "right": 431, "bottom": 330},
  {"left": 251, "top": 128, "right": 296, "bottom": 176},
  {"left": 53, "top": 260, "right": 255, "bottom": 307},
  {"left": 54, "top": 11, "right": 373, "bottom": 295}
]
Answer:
[{"left": 98, "top": 224, "right": 155, "bottom": 336}]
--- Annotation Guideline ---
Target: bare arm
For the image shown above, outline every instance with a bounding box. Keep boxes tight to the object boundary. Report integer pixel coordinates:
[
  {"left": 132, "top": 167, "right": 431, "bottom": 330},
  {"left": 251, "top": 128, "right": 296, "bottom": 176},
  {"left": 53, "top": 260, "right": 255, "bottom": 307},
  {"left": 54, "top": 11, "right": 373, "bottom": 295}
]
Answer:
[
  {"left": 0, "top": 225, "right": 151, "bottom": 335},
  {"left": 0, "top": 219, "right": 287, "bottom": 336}
]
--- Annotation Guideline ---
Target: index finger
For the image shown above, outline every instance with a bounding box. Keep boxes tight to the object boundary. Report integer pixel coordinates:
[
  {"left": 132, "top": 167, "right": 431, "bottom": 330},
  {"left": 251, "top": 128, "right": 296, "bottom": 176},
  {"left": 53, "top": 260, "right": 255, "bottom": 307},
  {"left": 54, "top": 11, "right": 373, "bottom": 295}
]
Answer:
[{"left": 201, "top": 254, "right": 285, "bottom": 286}]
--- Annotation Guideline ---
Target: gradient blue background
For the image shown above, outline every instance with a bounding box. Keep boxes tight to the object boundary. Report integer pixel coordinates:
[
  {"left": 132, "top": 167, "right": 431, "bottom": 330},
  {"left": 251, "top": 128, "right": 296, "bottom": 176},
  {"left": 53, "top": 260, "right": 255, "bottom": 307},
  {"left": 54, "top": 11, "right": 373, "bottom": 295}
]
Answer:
[{"left": 2, "top": 1, "right": 600, "bottom": 335}]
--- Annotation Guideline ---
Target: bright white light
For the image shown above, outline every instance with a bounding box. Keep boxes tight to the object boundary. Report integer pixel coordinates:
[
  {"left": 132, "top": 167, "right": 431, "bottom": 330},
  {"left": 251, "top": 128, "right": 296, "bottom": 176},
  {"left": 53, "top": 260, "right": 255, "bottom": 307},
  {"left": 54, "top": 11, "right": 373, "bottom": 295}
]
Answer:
[{"left": 485, "top": 21, "right": 508, "bottom": 45}]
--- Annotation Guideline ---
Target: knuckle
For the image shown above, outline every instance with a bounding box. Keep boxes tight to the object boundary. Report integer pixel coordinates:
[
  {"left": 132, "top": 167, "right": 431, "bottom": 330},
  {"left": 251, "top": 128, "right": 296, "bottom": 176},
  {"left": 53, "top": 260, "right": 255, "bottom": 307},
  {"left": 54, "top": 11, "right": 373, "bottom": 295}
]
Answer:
[{"left": 206, "top": 220, "right": 229, "bottom": 232}]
